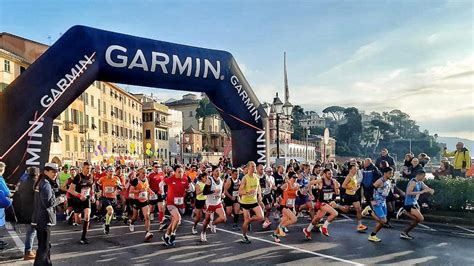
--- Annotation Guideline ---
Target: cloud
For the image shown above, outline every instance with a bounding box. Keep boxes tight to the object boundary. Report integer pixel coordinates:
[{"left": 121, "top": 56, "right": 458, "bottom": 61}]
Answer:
[{"left": 426, "top": 33, "right": 440, "bottom": 45}]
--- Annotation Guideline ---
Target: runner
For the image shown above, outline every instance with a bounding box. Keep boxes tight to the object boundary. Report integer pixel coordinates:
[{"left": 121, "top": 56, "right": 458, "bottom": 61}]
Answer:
[
  {"left": 365, "top": 167, "right": 393, "bottom": 242},
  {"left": 192, "top": 172, "right": 208, "bottom": 234},
  {"left": 239, "top": 161, "right": 264, "bottom": 244},
  {"left": 67, "top": 162, "right": 95, "bottom": 244},
  {"left": 128, "top": 167, "right": 155, "bottom": 242},
  {"left": 303, "top": 168, "right": 339, "bottom": 239},
  {"left": 331, "top": 164, "right": 368, "bottom": 232},
  {"left": 97, "top": 166, "right": 122, "bottom": 234},
  {"left": 200, "top": 166, "right": 227, "bottom": 242},
  {"left": 295, "top": 171, "right": 312, "bottom": 218},
  {"left": 148, "top": 163, "right": 165, "bottom": 225},
  {"left": 272, "top": 171, "right": 298, "bottom": 243},
  {"left": 272, "top": 165, "right": 285, "bottom": 221},
  {"left": 260, "top": 166, "right": 275, "bottom": 230},
  {"left": 224, "top": 168, "right": 241, "bottom": 231},
  {"left": 161, "top": 165, "right": 193, "bottom": 247},
  {"left": 64, "top": 167, "right": 79, "bottom": 226},
  {"left": 397, "top": 170, "right": 435, "bottom": 240}
]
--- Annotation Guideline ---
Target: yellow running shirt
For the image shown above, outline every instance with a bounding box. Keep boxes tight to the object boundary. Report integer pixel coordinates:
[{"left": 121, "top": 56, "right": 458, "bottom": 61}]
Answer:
[{"left": 239, "top": 173, "right": 259, "bottom": 204}]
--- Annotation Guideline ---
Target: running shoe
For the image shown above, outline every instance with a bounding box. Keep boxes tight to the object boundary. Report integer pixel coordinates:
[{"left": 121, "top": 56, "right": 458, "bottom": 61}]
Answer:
[
  {"left": 282, "top": 226, "right": 289, "bottom": 233},
  {"left": 276, "top": 226, "right": 286, "bottom": 237},
  {"left": 65, "top": 210, "right": 74, "bottom": 221},
  {"left": 129, "top": 221, "right": 135, "bottom": 232},
  {"left": 72, "top": 222, "right": 78, "bottom": 227},
  {"left": 103, "top": 224, "right": 110, "bottom": 235},
  {"left": 162, "top": 235, "right": 171, "bottom": 246},
  {"left": 262, "top": 220, "right": 272, "bottom": 229},
  {"left": 241, "top": 235, "right": 251, "bottom": 244},
  {"left": 321, "top": 226, "right": 330, "bottom": 237},
  {"left": 383, "top": 223, "right": 393, "bottom": 229},
  {"left": 362, "top": 205, "right": 372, "bottom": 216},
  {"left": 400, "top": 232, "right": 414, "bottom": 240},
  {"left": 303, "top": 228, "right": 312, "bottom": 240},
  {"left": 192, "top": 226, "right": 198, "bottom": 235},
  {"left": 357, "top": 224, "right": 368, "bottom": 232},
  {"left": 80, "top": 238, "right": 89, "bottom": 245},
  {"left": 232, "top": 224, "right": 240, "bottom": 231},
  {"left": 368, "top": 235, "right": 381, "bottom": 242},
  {"left": 170, "top": 234, "right": 176, "bottom": 245},
  {"left": 271, "top": 233, "right": 281, "bottom": 243},
  {"left": 158, "top": 222, "right": 168, "bottom": 232},
  {"left": 144, "top": 232, "right": 154, "bottom": 242},
  {"left": 200, "top": 232, "right": 207, "bottom": 242},
  {"left": 210, "top": 224, "right": 217, "bottom": 233},
  {"left": 396, "top": 207, "right": 406, "bottom": 219},
  {"left": 273, "top": 212, "right": 280, "bottom": 221}
]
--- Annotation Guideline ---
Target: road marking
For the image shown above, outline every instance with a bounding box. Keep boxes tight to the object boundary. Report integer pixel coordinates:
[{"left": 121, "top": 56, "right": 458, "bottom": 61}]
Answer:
[
  {"left": 340, "top": 214, "right": 353, "bottom": 221},
  {"left": 456, "top": 225, "right": 474, "bottom": 233},
  {"left": 418, "top": 223, "right": 436, "bottom": 231},
  {"left": 6, "top": 222, "right": 24, "bottom": 253},
  {"left": 183, "top": 220, "right": 362, "bottom": 265}
]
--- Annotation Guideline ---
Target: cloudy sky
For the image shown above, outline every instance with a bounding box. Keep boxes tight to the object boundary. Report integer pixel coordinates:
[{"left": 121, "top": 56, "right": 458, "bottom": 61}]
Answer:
[{"left": 2, "top": 0, "right": 473, "bottom": 140}]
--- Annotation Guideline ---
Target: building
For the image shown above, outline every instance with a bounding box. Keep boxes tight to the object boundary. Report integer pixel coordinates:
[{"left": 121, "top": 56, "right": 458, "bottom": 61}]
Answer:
[
  {"left": 299, "top": 112, "right": 326, "bottom": 129},
  {"left": 1, "top": 32, "right": 143, "bottom": 167},
  {"left": 182, "top": 126, "right": 203, "bottom": 164},
  {"left": 165, "top": 93, "right": 200, "bottom": 130},
  {"left": 134, "top": 94, "right": 170, "bottom": 164},
  {"left": 168, "top": 109, "right": 183, "bottom": 164}
]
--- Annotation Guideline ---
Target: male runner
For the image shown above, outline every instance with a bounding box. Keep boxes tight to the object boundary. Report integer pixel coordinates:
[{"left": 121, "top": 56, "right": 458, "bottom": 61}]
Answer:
[
  {"left": 200, "top": 166, "right": 227, "bottom": 242},
  {"left": 148, "top": 163, "right": 165, "bottom": 224},
  {"left": 192, "top": 172, "right": 208, "bottom": 234},
  {"left": 97, "top": 166, "right": 122, "bottom": 234},
  {"left": 128, "top": 167, "right": 155, "bottom": 242},
  {"left": 224, "top": 168, "right": 241, "bottom": 231}
]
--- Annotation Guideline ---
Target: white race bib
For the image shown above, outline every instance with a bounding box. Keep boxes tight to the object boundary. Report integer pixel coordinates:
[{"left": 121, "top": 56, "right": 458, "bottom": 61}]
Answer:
[
  {"left": 323, "top": 193, "right": 333, "bottom": 201},
  {"left": 81, "top": 188, "right": 90, "bottom": 197},
  {"left": 174, "top": 197, "right": 184, "bottom": 205},
  {"left": 149, "top": 194, "right": 158, "bottom": 200},
  {"left": 104, "top": 186, "right": 115, "bottom": 193},
  {"left": 232, "top": 191, "right": 239, "bottom": 197},
  {"left": 286, "top": 198, "right": 295, "bottom": 207},
  {"left": 213, "top": 195, "right": 221, "bottom": 201},
  {"left": 128, "top": 192, "right": 135, "bottom": 199},
  {"left": 139, "top": 191, "right": 148, "bottom": 199}
]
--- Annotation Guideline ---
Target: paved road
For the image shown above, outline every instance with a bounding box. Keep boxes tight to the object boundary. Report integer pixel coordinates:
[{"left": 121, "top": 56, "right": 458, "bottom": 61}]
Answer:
[{"left": 1, "top": 214, "right": 474, "bottom": 265}]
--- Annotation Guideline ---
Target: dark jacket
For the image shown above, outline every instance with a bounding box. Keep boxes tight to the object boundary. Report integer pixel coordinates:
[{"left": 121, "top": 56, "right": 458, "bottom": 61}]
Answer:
[
  {"left": 362, "top": 163, "right": 382, "bottom": 188},
  {"left": 13, "top": 175, "right": 36, "bottom": 224},
  {"left": 31, "top": 176, "right": 62, "bottom": 227},
  {"left": 375, "top": 155, "right": 395, "bottom": 168},
  {"left": 408, "top": 164, "right": 425, "bottom": 179}
]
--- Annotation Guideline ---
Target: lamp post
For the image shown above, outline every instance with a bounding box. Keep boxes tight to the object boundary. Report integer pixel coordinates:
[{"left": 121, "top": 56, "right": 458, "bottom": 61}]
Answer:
[
  {"left": 268, "top": 93, "right": 292, "bottom": 159},
  {"left": 305, "top": 127, "right": 310, "bottom": 163}
]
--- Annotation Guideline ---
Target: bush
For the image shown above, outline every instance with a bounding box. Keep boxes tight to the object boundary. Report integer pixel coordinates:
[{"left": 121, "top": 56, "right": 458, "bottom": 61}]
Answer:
[{"left": 395, "top": 177, "right": 474, "bottom": 212}]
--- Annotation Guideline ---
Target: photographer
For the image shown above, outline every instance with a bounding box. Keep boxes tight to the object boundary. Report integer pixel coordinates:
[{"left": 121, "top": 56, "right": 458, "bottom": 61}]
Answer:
[{"left": 443, "top": 142, "right": 471, "bottom": 177}]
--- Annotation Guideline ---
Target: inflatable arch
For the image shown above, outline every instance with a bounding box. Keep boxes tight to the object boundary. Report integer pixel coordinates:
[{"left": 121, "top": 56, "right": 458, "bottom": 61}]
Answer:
[{"left": 0, "top": 25, "right": 269, "bottom": 184}]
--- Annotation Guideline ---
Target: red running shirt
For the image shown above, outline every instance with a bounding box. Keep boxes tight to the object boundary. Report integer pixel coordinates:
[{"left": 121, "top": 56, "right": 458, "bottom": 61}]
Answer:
[
  {"left": 164, "top": 175, "right": 189, "bottom": 208},
  {"left": 148, "top": 172, "right": 164, "bottom": 193}
]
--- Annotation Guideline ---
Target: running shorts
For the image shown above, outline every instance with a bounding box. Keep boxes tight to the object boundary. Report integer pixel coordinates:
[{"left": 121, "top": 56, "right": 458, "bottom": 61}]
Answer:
[
  {"left": 373, "top": 204, "right": 387, "bottom": 219},
  {"left": 240, "top": 202, "right": 259, "bottom": 210}
]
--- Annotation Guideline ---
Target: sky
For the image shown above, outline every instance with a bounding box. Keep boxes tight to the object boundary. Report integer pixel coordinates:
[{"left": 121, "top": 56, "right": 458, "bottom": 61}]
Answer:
[{"left": 1, "top": 0, "right": 473, "bottom": 140}]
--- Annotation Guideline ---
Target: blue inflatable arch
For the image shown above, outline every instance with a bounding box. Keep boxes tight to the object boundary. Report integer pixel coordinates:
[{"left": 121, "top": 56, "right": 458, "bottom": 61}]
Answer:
[{"left": 0, "top": 25, "right": 268, "bottom": 183}]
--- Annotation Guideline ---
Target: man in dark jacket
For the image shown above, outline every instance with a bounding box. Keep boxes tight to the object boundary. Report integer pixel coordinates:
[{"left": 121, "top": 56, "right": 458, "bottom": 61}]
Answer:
[
  {"left": 375, "top": 148, "right": 395, "bottom": 168},
  {"left": 361, "top": 158, "right": 382, "bottom": 207},
  {"left": 32, "top": 163, "right": 66, "bottom": 266},
  {"left": 14, "top": 167, "right": 40, "bottom": 260}
]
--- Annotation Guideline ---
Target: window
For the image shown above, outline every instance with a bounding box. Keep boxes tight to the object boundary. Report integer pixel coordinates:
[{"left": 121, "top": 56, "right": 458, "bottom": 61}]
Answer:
[
  {"left": 84, "top": 93, "right": 89, "bottom": 105},
  {"left": 74, "top": 136, "right": 78, "bottom": 152},
  {"left": 52, "top": 126, "right": 62, "bottom": 142},
  {"left": 143, "top": 112, "right": 153, "bottom": 122},
  {"left": 64, "top": 108, "right": 70, "bottom": 121},
  {"left": 164, "top": 149, "right": 167, "bottom": 159},
  {"left": 114, "top": 107, "right": 119, "bottom": 118},
  {"left": 145, "top": 129, "right": 151, "bottom": 139},
  {"left": 0, "top": 82, "right": 9, "bottom": 92},
  {"left": 71, "top": 109, "right": 80, "bottom": 124},
  {"left": 98, "top": 119, "right": 101, "bottom": 136},
  {"left": 124, "top": 111, "right": 127, "bottom": 122},
  {"left": 91, "top": 117, "right": 96, "bottom": 129},
  {"left": 98, "top": 99, "right": 101, "bottom": 113},
  {"left": 20, "top": 66, "right": 26, "bottom": 74},
  {"left": 91, "top": 95, "right": 95, "bottom": 107},
  {"left": 65, "top": 135, "right": 70, "bottom": 151},
  {"left": 103, "top": 101, "right": 107, "bottom": 115},
  {"left": 4, "top": 60, "right": 11, "bottom": 73},
  {"left": 119, "top": 110, "right": 123, "bottom": 120},
  {"left": 189, "top": 111, "right": 193, "bottom": 117},
  {"left": 85, "top": 115, "right": 89, "bottom": 128},
  {"left": 103, "top": 121, "right": 108, "bottom": 134}
]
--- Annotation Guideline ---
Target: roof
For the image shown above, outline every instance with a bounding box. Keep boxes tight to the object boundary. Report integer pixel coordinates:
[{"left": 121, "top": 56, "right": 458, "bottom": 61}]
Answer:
[
  {"left": 165, "top": 98, "right": 200, "bottom": 107},
  {"left": 184, "top": 126, "right": 203, "bottom": 135}
]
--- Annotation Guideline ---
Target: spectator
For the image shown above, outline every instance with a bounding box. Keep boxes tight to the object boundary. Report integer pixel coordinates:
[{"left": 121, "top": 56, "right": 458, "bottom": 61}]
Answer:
[
  {"left": 361, "top": 158, "right": 382, "bottom": 206},
  {"left": 433, "top": 161, "right": 453, "bottom": 179},
  {"left": 375, "top": 148, "right": 395, "bottom": 168},
  {"left": 418, "top": 153, "right": 431, "bottom": 167},
  {"left": 14, "top": 167, "right": 40, "bottom": 260},
  {"left": 378, "top": 160, "right": 390, "bottom": 172},
  {"left": 402, "top": 153, "right": 414, "bottom": 179},
  {"left": 466, "top": 164, "right": 474, "bottom": 178},
  {"left": 443, "top": 142, "right": 471, "bottom": 177},
  {"left": 0, "top": 161, "right": 11, "bottom": 250},
  {"left": 408, "top": 158, "right": 424, "bottom": 179}
]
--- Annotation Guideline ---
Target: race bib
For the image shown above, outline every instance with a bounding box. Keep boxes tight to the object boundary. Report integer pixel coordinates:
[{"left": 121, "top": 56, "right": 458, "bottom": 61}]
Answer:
[
  {"left": 323, "top": 193, "right": 333, "bottom": 201},
  {"left": 139, "top": 191, "right": 148, "bottom": 199},
  {"left": 149, "top": 194, "right": 158, "bottom": 200},
  {"left": 174, "top": 197, "right": 184, "bottom": 205},
  {"left": 286, "top": 198, "right": 295, "bottom": 207},
  {"left": 232, "top": 191, "right": 239, "bottom": 197},
  {"left": 212, "top": 195, "right": 221, "bottom": 201},
  {"left": 81, "top": 188, "right": 90, "bottom": 197},
  {"left": 128, "top": 192, "right": 135, "bottom": 199},
  {"left": 104, "top": 186, "right": 115, "bottom": 194}
]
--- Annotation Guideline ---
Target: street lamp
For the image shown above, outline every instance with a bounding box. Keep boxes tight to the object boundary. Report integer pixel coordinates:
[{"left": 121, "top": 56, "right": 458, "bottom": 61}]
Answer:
[{"left": 270, "top": 93, "right": 292, "bottom": 159}]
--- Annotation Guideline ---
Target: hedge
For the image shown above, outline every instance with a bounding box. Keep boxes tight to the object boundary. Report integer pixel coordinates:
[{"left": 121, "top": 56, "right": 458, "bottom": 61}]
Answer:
[{"left": 396, "top": 177, "right": 474, "bottom": 212}]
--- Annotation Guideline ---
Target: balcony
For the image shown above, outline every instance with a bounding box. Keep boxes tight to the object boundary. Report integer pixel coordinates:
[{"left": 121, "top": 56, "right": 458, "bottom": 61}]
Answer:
[
  {"left": 63, "top": 121, "right": 74, "bottom": 131},
  {"left": 155, "top": 120, "right": 171, "bottom": 128},
  {"left": 79, "top": 125, "right": 87, "bottom": 134}
]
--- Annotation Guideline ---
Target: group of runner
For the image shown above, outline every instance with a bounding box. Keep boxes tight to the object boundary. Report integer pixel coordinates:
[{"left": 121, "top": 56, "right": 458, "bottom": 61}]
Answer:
[{"left": 59, "top": 159, "right": 434, "bottom": 246}]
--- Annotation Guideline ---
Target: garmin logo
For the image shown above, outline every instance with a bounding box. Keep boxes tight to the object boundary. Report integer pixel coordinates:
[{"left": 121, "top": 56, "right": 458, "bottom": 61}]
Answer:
[
  {"left": 26, "top": 119, "right": 44, "bottom": 166},
  {"left": 105, "top": 45, "right": 224, "bottom": 80},
  {"left": 40, "top": 53, "right": 95, "bottom": 108},
  {"left": 256, "top": 130, "right": 266, "bottom": 163},
  {"left": 230, "top": 75, "right": 261, "bottom": 122}
]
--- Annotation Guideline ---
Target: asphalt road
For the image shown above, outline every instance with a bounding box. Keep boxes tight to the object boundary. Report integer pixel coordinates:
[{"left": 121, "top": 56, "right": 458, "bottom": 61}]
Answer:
[{"left": 1, "top": 214, "right": 474, "bottom": 265}]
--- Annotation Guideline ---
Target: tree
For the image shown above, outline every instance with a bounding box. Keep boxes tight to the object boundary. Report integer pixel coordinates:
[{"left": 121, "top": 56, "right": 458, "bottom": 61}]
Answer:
[
  {"left": 195, "top": 97, "right": 218, "bottom": 120},
  {"left": 322, "top": 106, "right": 346, "bottom": 121},
  {"left": 336, "top": 107, "right": 363, "bottom": 156}
]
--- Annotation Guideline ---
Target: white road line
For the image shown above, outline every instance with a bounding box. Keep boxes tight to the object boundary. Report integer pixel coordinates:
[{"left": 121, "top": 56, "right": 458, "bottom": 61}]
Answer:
[
  {"left": 418, "top": 223, "right": 436, "bottom": 231},
  {"left": 6, "top": 222, "right": 24, "bottom": 253},
  {"left": 183, "top": 220, "right": 362, "bottom": 265},
  {"left": 456, "top": 225, "right": 474, "bottom": 233},
  {"left": 340, "top": 214, "right": 353, "bottom": 221}
]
